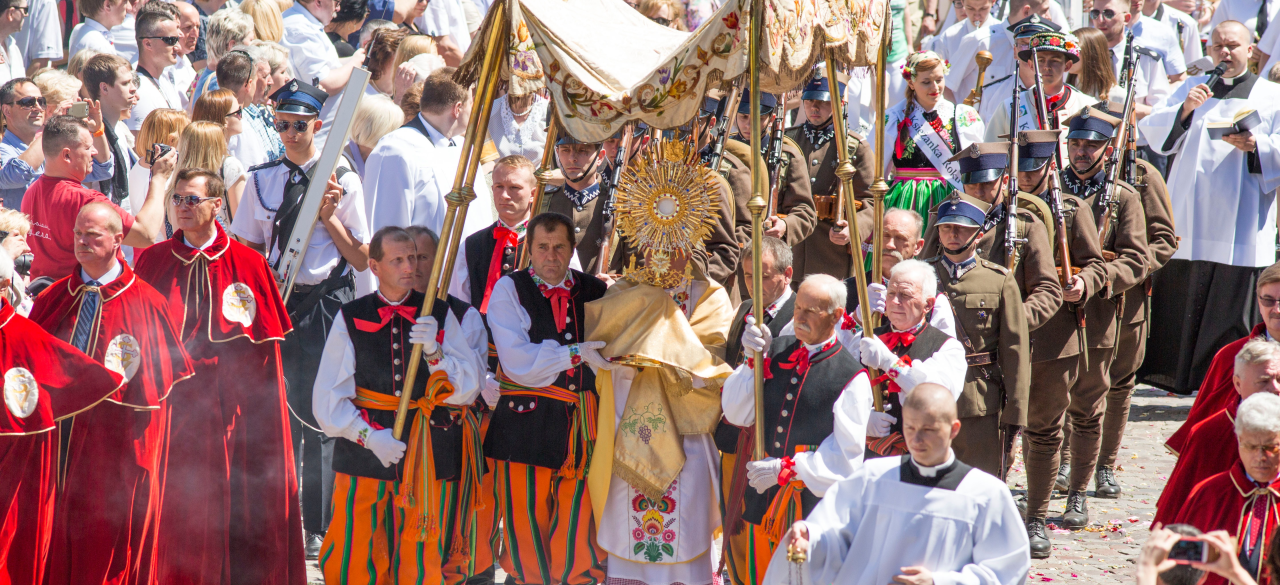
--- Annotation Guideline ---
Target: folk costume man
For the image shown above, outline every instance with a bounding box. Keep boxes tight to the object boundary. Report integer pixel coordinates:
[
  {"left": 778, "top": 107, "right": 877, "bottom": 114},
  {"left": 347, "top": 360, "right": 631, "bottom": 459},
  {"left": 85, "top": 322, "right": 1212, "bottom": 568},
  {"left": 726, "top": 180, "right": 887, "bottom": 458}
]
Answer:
[
  {"left": 583, "top": 141, "right": 740, "bottom": 585},
  {"left": 921, "top": 142, "right": 1062, "bottom": 335},
  {"left": 731, "top": 89, "right": 817, "bottom": 248},
  {"left": 721, "top": 273, "right": 874, "bottom": 585},
  {"left": 841, "top": 259, "right": 966, "bottom": 457},
  {"left": 484, "top": 212, "right": 611, "bottom": 585},
  {"left": 1155, "top": 338, "right": 1280, "bottom": 525},
  {"left": 313, "top": 226, "right": 487, "bottom": 584},
  {"left": 133, "top": 169, "right": 305, "bottom": 584},
  {"left": 29, "top": 202, "right": 194, "bottom": 585},
  {"left": 786, "top": 77, "right": 876, "bottom": 281},
  {"left": 0, "top": 249, "right": 124, "bottom": 585},
  {"left": 1007, "top": 128, "right": 1106, "bottom": 558},
  {"left": 984, "top": 31, "right": 1098, "bottom": 159},
  {"left": 230, "top": 79, "right": 370, "bottom": 551},
  {"left": 1175, "top": 392, "right": 1280, "bottom": 585},
  {"left": 926, "top": 195, "right": 1030, "bottom": 479},
  {"left": 1138, "top": 20, "right": 1280, "bottom": 394},
  {"left": 1166, "top": 263, "right": 1280, "bottom": 456},
  {"left": 767, "top": 384, "right": 1031, "bottom": 585},
  {"left": 852, "top": 208, "right": 960, "bottom": 338},
  {"left": 1056, "top": 106, "right": 1149, "bottom": 529}
]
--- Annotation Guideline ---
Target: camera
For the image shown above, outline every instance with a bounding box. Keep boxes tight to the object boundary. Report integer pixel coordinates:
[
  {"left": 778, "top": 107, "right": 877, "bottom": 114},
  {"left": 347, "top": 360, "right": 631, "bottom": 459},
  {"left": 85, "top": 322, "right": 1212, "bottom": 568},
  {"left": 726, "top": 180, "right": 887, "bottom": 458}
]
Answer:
[
  {"left": 147, "top": 143, "right": 173, "bottom": 165},
  {"left": 69, "top": 101, "right": 89, "bottom": 118},
  {"left": 13, "top": 253, "right": 30, "bottom": 277},
  {"left": 1168, "top": 538, "right": 1212, "bottom": 564}
]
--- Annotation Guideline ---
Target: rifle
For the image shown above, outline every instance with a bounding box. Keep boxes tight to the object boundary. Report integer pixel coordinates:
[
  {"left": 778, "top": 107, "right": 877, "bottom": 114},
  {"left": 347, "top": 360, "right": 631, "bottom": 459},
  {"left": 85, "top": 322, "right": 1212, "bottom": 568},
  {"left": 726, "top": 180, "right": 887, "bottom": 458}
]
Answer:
[
  {"left": 708, "top": 81, "right": 743, "bottom": 171},
  {"left": 1098, "top": 44, "right": 1138, "bottom": 244},
  {"left": 1117, "top": 30, "right": 1139, "bottom": 185},
  {"left": 1031, "top": 47, "right": 1090, "bottom": 366},
  {"left": 764, "top": 94, "right": 788, "bottom": 221},
  {"left": 594, "top": 125, "right": 642, "bottom": 275},
  {"left": 1005, "top": 60, "right": 1024, "bottom": 269}
]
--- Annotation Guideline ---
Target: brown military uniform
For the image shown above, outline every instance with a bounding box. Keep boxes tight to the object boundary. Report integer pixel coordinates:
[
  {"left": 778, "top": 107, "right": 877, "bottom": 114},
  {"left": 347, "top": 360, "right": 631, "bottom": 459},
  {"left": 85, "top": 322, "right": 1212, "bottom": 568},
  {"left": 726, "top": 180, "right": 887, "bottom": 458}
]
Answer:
[
  {"left": 928, "top": 255, "right": 1031, "bottom": 477},
  {"left": 785, "top": 123, "right": 874, "bottom": 280},
  {"left": 1019, "top": 188, "right": 1108, "bottom": 520},
  {"left": 725, "top": 136, "right": 818, "bottom": 247},
  {"left": 544, "top": 183, "right": 609, "bottom": 273},
  {"left": 922, "top": 194, "right": 1064, "bottom": 331}
]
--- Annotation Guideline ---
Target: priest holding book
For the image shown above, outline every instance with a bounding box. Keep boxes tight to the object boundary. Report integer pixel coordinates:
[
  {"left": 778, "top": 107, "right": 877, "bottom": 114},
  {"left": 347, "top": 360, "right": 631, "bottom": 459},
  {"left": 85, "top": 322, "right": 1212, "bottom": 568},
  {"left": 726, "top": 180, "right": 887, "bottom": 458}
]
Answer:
[{"left": 1138, "top": 20, "right": 1280, "bottom": 395}]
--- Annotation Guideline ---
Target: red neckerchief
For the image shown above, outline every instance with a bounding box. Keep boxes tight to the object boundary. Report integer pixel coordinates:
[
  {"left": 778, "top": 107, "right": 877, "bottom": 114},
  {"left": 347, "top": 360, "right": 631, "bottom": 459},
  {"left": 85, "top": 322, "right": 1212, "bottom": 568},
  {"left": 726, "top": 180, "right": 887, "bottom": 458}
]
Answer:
[
  {"left": 531, "top": 268, "right": 574, "bottom": 332},
  {"left": 353, "top": 304, "right": 417, "bottom": 332},
  {"left": 779, "top": 339, "right": 838, "bottom": 376},
  {"left": 481, "top": 224, "right": 520, "bottom": 313},
  {"left": 879, "top": 321, "right": 927, "bottom": 350}
]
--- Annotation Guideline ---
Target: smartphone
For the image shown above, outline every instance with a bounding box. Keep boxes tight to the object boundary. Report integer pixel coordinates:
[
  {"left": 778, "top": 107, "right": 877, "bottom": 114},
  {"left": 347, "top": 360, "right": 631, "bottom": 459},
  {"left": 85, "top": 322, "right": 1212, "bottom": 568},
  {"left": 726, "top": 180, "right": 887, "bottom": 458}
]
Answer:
[
  {"left": 147, "top": 143, "right": 173, "bottom": 165},
  {"left": 69, "top": 101, "right": 89, "bottom": 118},
  {"left": 1168, "top": 539, "right": 1209, "bottom": 564}
]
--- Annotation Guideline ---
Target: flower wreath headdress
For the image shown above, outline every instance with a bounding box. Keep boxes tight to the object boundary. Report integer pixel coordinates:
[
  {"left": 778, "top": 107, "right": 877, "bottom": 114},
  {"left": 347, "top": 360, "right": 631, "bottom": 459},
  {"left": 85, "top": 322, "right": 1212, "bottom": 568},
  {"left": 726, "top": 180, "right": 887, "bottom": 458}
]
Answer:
[{"left": 901, "top": 50, "right": 951, "bottom": 80}]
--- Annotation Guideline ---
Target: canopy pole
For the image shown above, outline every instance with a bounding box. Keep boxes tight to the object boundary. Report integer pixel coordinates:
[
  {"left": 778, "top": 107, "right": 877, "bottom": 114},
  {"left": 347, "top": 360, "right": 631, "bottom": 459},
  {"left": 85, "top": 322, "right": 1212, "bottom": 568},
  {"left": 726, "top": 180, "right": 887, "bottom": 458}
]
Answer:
[
  {"left": 747, "top": 0, "right": 767, "bottom": 461},
  {"left": 868, "top": 0, "right": 892, "bottom": 318}
]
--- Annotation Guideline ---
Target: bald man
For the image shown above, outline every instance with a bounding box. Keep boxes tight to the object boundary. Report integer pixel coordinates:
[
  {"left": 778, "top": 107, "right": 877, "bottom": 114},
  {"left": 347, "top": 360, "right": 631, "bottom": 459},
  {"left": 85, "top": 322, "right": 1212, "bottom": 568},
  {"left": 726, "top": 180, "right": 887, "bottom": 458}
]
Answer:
[
  {"left": 768, "top": 384, "right": 1031, "bottom": 585},
  {"left": 28, "top": 202, "right": 193, "bottom": 585}
]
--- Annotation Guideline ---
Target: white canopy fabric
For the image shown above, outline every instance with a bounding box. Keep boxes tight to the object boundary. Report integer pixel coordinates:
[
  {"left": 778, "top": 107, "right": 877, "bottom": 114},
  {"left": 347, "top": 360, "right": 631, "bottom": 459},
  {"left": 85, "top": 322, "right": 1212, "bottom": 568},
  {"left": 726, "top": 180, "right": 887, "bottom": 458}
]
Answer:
[{"left": 458, "top": 0, "right": 887, "bottom": 142}]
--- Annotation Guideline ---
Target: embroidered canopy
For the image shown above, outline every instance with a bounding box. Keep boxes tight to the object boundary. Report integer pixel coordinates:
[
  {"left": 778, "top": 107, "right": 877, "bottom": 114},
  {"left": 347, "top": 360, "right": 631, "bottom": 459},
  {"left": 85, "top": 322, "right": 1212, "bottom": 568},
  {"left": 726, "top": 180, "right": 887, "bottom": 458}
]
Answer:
[{"left": 456, "top": 0, "right": 887, "bottom": 142}]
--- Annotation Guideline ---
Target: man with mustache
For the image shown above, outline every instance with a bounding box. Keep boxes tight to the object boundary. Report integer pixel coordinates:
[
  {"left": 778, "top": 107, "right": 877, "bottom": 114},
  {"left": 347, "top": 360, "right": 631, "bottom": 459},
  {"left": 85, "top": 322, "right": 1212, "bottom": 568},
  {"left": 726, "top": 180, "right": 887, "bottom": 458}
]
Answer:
[{"left": 848, "top": 208, "right": 959, "bottom": 338}]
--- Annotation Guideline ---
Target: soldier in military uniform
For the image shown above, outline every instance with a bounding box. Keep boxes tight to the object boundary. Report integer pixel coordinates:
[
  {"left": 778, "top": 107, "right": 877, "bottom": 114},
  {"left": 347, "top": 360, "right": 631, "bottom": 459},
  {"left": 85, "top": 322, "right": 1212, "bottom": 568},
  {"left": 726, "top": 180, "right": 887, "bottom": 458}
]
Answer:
[
  {"left": 926, "top": 195, "right": 1030, "bottom": 479},
  {"left": 921, "top": 141, "right": 1063, "bottom": 335},
  {"left": 730, "top": 90, "right": 817, "bottom": 249},
  {"left": 543, "top": 132, "right": 610, "bottom": 272},
  {"left": 786, "top": 77, "right": 875, "bottom": 280},
  {"left": 1055, "top": 107, "right": 1149, "bottom": 528},
  {"left": 229, "top": 79, "right": 371, "bottom": 553},
  {"left": 1010, "top": 129, "right": 1107, "bottom": 558}
]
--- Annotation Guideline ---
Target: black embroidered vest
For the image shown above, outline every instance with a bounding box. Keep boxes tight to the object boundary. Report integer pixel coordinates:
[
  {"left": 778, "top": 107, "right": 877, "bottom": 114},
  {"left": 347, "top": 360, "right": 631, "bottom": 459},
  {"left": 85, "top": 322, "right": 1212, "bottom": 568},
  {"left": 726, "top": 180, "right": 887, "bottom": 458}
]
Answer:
[
  {"left": 463, "top": 222, "right": 521, "bottom": 370},
  {"left": 870, "top": 322, "right": 951, "bottom": 437},
  {"left": 335, "top": 290, "right": 470, "bottom": 482},
  {"left": 482, "top": 269, "right": 608, "bottom": 470},
  {"left": 715, "top": 295, "right": 797, "bottom": 453}
]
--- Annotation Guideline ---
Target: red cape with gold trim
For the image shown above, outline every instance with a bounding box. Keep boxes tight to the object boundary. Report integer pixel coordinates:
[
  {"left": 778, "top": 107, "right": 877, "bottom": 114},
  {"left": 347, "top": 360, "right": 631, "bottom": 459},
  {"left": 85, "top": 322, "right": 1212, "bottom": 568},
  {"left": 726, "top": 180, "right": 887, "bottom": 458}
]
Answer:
[
  {"left": 134, "top": 226, "right": 305, "bottom": 585},
  {"left": 0, "top": 296, "right": 124, "bottom": 585},
  {"left": 1155, "top": 398, "right": 1239, "bottom": 525},
  {"left": 1166, "top": 324, "right": 1266, "bottom": 455},
  {"left": 28, "top": 260, "right": 195, "bottom": 585},
  {"left": 1175, "top": 462, "right": 1280, "bottom": 585}
]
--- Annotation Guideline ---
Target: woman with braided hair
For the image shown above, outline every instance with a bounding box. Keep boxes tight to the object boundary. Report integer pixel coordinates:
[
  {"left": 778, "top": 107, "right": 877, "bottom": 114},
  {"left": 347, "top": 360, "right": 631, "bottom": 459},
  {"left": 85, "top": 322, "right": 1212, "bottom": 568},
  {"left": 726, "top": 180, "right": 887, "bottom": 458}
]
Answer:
[{"left": 882, "top": 50, "right": 985, "bottom": 231}]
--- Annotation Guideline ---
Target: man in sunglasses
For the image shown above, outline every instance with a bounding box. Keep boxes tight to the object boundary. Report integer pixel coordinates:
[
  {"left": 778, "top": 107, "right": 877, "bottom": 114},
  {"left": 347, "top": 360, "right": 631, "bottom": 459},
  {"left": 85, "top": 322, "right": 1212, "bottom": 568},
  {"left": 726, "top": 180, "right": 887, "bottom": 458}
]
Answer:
[
  {"left": 124, "top": 9, "right": 182, "bottom": 135},
  {"left": 0, "top": 77, "right": 114, "bottom": 209},
  {"left": 230, "top": 78, "right": 370, "bottom": 560}
]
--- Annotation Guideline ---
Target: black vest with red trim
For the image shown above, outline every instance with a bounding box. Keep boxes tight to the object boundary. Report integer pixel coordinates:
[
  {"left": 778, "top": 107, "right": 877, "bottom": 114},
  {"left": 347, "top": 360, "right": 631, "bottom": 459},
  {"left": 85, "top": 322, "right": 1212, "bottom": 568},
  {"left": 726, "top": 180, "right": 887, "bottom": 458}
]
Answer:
[
  {"left": 715, "top": 295, "right": 796, "bottom": 453},
  {"left": 482, "top": 269, "right": 607, "bottom": 470},
  {"left": 743, "top": 335, "right": 860, "bottom": 524},
  {"left": 464, "top": 222, "right": 521, "bottom": 370},
  {"left": 870, "top": 322, "right": 950, "bottom": 437},
  {"left": 335, "top": 290, "right": 470, "bottom": 482}
]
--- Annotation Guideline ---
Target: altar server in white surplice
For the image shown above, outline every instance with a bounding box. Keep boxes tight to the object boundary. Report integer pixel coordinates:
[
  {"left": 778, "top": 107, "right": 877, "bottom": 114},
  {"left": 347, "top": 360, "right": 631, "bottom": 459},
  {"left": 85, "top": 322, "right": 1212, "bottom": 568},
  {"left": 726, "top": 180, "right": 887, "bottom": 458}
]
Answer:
[{"left": 765, "top": 384, "right": 1031, "bottom": 585}]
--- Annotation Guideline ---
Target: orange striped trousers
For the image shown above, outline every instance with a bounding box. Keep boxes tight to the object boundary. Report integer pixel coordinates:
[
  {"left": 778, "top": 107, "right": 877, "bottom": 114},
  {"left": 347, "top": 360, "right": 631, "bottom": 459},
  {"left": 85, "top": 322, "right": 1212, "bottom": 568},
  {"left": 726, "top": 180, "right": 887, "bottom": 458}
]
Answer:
[
  {"left": 493, "top": 460, "right": 606, "bottom": 585},
  {"left": 720, "top": 453, "right": 786, "bottom": 585}
]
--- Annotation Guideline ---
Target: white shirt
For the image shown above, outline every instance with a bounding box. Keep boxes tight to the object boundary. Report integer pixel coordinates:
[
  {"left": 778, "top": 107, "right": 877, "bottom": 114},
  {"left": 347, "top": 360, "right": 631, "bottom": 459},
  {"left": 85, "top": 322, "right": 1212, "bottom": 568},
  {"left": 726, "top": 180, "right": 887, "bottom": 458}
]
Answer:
[
  {"left": 929, "top": 15, "right": 998, "bottom": 64},
  {"left": 1210, "top": 0, "right": 1280, "bottom": 42},
  {"left": 947, "top": 20, "right": 1017, "bottom": 121},
  {"left": 1112, "top": 40, "right": 1171, "bottom": 145},
  {"left": 11, "top": 0, "right": 62, "bottom": 66},
  {"left": 68, "top": 18, "right": 120, "bottom": 61},
  {"left": 1133, "top": 14, "right": 1187, "bottom": 76},
  {"left": 416, "top": 0, "right": 471, "bottom": 53},
  {"left": 1151, "top": 4, "right": 1204, "bottom": 69},
  {"left": 837, "top": 325, "right": 969, "bottom": 400},
  {"left": 721, "top": 335, "right": 875, "bottom": 496},
  {"left": 281, "top": 4, "right": 342, "bottom": 149},
  {"left": 112, "top": 13, "right": 138, "bottom": 65},
  {"left": 360, "top": 114, "right": 494, "bottom": 295},
  {"left": 484, "top": 273, "right": 578, "bottom": 388},
  {"left": 81, "top": 260, "right": 123, "bottom": 286},
  {"left": 312, "top": 294, "right": 487, "bottom": 445},
  {"left": 166, "top": 56, "right": 197, "bottom": 111},
  {"left": 125, "top": 64, "right": 185, "bottom": 132},
  {"left": 0, "top": 36, "right": 24, "bottom": 90},
  {"left": 230, "top": 150, "right": 371, "bottom": 285}
]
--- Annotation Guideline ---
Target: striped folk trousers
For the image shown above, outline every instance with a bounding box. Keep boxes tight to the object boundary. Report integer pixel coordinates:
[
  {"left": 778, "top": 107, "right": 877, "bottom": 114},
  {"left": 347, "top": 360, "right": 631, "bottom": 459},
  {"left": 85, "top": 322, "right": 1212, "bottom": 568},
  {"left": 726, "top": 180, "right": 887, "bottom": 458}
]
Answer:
[{"left": 492, "top": 460, "right": 606, "bottom": 585}]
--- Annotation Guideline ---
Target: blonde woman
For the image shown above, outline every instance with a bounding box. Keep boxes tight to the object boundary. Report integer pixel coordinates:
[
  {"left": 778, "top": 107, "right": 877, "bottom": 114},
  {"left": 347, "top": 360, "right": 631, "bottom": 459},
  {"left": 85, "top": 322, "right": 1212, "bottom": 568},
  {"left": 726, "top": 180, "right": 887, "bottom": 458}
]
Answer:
[
  {"left": 67, "top": 49, "right": 102, "bottom": 99},
  {"left": 128, "top": 109, "right": 190, "bottom": 219},
  {"left": 256, "top": 41, "right": 295, "bottom": 91},
  {"left": 176, "top": 121, "right": 246, "bottom": 224},
  {"left": 240, "top": 0, "right": 285, "bottom": 42},
  {"left": 32, "top": 71, "right": 83, "bottom": 113},
  {"left": 0, "top": 208, "right": 31, "bottom": 314},
  {"left": 347, "top": 93, "right": 403, "bottom": 177},
  {"left": 882, "top": 50, "right": 984, "bottom": 228},
  {"left": 393, "top": 34, "right": 437, "bottom": 70}
]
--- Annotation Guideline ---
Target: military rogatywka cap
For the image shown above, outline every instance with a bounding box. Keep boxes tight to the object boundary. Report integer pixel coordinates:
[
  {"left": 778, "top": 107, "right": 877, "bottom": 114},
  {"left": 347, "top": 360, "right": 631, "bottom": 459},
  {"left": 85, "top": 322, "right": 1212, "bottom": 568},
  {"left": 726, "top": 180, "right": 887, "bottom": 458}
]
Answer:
[
  {"left": 1065, "top": 105, "right": 1121, "bottom": 141},
  {"left": 270, "top": 79, "right": 328, "bottom": 116},
  {"left": 736, "top": 89, "right": 778, "bottom": 115},
  {"left": 1010, "top": 13, "right": 1061, "bottom": 39},
  {"left": 948, "top": 142, "right": 1009, "bottom": 184},
  {"left": 1009, "top": 129, "right": 1062, "bottom": 171},
  {"left": 800, "top": 76, "right": 847, "bottom": 102},
  {"left": 936, "top": 193, "right": 992, "bottom": 227}
]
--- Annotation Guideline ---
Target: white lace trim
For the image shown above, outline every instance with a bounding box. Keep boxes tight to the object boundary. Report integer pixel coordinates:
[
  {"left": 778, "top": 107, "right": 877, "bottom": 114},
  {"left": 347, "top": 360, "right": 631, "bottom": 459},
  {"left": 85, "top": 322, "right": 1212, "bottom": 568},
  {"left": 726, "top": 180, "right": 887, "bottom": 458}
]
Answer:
[{"left": 497, "top": 95, "right": 549, "bottom": 152}]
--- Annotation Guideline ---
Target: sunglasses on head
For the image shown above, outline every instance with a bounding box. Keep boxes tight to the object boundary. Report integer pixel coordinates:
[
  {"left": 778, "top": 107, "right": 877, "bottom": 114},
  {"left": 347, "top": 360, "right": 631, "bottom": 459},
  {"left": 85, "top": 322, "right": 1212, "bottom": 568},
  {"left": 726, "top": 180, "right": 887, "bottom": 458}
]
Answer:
[
  {"left": 141, "top": 35, "right": 180, "bottom": 46},
  {"left": 274, "top": 119, "right": 312, "bottom": 133},
  {"left": 1088, "top": 8, "right": 1118, "bottom": 19},
  {"left": 7, "top": 96, "right": 44, "bottom": 109},
  {"left": 171, "top": 194, "right": 218, "bottom": 207},
  {"left": 649, "top": 15, "right": 672, "bottom": 26}
]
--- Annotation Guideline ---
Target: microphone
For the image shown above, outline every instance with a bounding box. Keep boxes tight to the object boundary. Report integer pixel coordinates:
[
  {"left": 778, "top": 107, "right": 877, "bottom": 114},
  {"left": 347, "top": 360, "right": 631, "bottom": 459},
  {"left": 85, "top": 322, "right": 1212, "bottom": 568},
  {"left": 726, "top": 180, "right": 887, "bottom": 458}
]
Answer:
[{"left": 1205, "top": 63, "right": 1229, "bottom": 89}]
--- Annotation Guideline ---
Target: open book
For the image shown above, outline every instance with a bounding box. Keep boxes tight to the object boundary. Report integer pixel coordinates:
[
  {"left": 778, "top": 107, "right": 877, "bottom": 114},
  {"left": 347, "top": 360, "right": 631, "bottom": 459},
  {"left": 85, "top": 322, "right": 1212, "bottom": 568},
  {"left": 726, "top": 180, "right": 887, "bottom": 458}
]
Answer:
[{"left": 1207, "top": 109, "right": 1262, "bottom": 139}]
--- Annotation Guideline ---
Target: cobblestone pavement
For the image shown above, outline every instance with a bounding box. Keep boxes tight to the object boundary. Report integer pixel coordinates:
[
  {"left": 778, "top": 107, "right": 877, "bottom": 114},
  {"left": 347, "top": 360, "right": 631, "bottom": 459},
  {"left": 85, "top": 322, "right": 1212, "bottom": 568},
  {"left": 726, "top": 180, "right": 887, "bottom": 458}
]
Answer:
[{"left": 307, "top": 386, "right": 1189, "bottom": 585}]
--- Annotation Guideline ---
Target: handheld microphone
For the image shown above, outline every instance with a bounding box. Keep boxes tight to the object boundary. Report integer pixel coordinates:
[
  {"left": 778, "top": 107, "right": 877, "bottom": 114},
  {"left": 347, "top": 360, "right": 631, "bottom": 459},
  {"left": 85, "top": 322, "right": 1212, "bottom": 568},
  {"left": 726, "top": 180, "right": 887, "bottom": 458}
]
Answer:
[{"left": 1205, "top": 63, "right": 1229, "bottom": 89}]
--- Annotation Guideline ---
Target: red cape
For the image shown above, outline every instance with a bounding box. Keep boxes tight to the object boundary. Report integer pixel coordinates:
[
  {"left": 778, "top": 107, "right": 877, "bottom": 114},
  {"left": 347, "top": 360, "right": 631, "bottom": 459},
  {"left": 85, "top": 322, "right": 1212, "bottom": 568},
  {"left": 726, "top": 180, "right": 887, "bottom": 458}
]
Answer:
[
  {"left": 0, "top": 297, "right": 124, "bottom": 585},
  {"left": 134, "top": 226, "right": 305, "bottom": 585},
  {"left": 1167, "top": 324, "right": 1267, "bottom": 455},
  {"left": 1176, "top": 463, "right": 1280, "bottom": 585},
  {"left": 1155, "top": 399, "right": 1239, "bottom": 525},
  {"left": 28, "top": 260, "right": 195, "bottom": 585}
]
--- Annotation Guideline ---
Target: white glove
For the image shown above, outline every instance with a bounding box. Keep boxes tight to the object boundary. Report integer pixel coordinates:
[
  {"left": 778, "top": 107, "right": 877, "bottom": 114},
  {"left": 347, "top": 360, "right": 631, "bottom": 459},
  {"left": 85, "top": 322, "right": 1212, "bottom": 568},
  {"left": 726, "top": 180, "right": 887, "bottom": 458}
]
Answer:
[
  {"left": 746, "top": 457, "right": 783, "bottom": 494},
  {"left": 858, "top": 336, "right": 900, "bottom": 371},
  {"left": 741, "top": 315, "right": 773, "bottom": 355},
  {"left": 409, "top": 315, "right": 439, "bottom": 354},
  {"left": 867, "top": 282, "right": 887, "bottom": 314},
  {"left": 482, "top": 376, "right": 501, "bottom": 408},
  {"left": 365, "top": 428, "right": 407, "bottom": 467},
  {"left": 895, "top": 366, "right": 930, "bottom": 395},
  {"left": 867, "top": 411, "right": 897, "bottom": 437},
  {"left": 578, "top": 340, "right": 614, "bottom": 371}
]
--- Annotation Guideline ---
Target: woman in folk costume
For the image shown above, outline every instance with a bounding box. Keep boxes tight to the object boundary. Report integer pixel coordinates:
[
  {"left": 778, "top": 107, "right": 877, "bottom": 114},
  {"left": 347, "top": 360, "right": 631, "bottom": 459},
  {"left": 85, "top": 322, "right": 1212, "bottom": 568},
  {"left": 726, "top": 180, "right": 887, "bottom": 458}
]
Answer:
[
  {"left": 883, "top": 50, "right": 986, "bottom": 229},
  {"left": 582, "top": 139, "right": 737, "bottom": 585}
]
